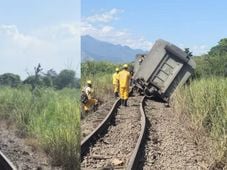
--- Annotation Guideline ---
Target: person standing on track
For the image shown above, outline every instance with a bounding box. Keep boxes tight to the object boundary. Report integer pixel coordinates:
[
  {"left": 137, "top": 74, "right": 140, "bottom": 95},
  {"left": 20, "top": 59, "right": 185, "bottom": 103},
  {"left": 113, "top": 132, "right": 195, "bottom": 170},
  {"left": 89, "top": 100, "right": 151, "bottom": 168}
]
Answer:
[
  {"left": 118, "top": 64, "right": 131, "bottom": 106},
  {"left": 82, "top": 80, "right": 98, "bottom": 112},
  {"left": 112, "top": 67, "right": 120, "bottom": 98}
]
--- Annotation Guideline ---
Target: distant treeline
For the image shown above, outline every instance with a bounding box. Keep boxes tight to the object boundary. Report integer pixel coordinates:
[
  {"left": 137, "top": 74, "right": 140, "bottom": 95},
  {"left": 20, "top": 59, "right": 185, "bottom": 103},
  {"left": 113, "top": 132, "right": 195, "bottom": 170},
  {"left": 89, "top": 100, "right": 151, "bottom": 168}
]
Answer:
[
  {"left": 0, "top": 69, "right": 80, "bottom": 89},
  {"left": 194, "top": 38, "right": 227, "bottom": 78},
  {"left": 81, "top": 61, "right": 118, "bottom": 77},
  {"left": 81, "top": 61, "right": 134, "bottom": 78}
]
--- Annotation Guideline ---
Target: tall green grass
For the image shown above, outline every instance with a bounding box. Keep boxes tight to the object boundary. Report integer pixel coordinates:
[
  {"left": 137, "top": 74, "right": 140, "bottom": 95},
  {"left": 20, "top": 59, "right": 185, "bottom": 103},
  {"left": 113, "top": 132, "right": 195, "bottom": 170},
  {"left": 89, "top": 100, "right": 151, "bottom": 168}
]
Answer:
[
  {"left": 81, "top": 61, "right": 124, "bottom": 102},
  {"left": 0, "top": 87, "right": 80, "bottom": 169},
  {"left": 174, "top": 77, "right": 227, "bottom": 158},
  {"left": 81, "top": 73, "right": 113, "bottom": 102}
]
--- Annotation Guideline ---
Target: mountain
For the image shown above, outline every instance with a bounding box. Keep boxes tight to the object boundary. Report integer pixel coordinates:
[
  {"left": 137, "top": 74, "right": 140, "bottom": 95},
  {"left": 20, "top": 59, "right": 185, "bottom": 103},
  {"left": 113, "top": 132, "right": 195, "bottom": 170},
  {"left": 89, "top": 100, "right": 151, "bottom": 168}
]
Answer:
[{"left": 81, "top": 35, "right": 145, "bottom": 63}]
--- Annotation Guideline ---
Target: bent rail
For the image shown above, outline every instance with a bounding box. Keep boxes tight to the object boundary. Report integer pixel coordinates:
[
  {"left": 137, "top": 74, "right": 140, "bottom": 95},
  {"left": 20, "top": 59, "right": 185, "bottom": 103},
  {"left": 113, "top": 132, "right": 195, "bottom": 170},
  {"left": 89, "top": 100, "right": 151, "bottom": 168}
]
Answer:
[
  {"left": 80, "top": 98, "right": 121, "bottom": 159},
  {"left": 0, "top": 151, "right": 16, "bottom": 170},
  {"left": 81, "top": 95, "right": 147, "bottom": 169},
  {"left": 127, "top": 96, "right": 146, "bottom": 170}
]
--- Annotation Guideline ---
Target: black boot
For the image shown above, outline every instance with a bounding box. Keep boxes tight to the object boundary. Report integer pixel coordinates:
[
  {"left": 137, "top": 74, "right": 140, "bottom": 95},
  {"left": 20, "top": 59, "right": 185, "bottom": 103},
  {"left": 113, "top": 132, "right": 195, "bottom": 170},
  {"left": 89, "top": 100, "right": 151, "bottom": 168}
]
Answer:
[
  {"left": 121, "top": 99, "right": 124, "bottom": 106},
  {"left": 124, "top": 99, "right": 128, "bottom": 106},
  {"left": 92, "top": 104, "right": 98, "bottom": 112}
]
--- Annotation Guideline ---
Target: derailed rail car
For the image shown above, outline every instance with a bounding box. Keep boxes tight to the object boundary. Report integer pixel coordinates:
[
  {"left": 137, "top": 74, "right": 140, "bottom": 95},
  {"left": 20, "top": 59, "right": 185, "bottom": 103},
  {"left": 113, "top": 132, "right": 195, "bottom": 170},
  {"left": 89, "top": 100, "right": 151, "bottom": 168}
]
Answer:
[
  {"left": 133, "top": 39, "right": 196, "bottom": 101},
  {"left": 133, "top": 54, "right": 147, "bottom": 74}
]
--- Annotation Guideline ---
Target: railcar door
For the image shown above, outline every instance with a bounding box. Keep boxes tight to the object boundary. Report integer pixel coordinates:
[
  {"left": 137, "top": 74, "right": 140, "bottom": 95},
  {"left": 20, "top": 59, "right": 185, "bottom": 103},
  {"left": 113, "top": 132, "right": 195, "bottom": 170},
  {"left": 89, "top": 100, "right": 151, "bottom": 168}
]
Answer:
[{"left": 152, "top": 53, "right": 183, "bottom": 93}]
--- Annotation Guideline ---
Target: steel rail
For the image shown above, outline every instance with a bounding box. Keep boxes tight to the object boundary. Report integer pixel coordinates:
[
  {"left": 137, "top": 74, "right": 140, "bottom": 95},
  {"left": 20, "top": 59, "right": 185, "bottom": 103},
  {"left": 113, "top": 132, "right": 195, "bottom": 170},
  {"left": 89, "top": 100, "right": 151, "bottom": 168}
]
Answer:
[
  {"left": 80, "top": 95, "right": 147, "bottom": 170},
  {"left": 126, "top": 96, "right": 146, "bottom": 170},
  {"left": 0, "top": 151, "right": 16, "bottom": 170},
  {"left": 80, "top": 98, "right": 121, "bottom": 159}
]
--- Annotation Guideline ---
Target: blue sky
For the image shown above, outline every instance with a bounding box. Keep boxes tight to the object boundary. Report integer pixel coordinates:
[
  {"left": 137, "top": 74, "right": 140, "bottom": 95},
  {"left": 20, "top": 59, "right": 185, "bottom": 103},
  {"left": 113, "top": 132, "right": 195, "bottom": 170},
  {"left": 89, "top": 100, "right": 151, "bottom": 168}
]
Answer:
[
  {"left": 82, "top": 0, "right": 227, "bottom": 55},
  {"left": 0, "top": 0, "right": 80, "bottom": 79},
  {"left": 1, "top": 1, "right": 226, "bottom": 79}
]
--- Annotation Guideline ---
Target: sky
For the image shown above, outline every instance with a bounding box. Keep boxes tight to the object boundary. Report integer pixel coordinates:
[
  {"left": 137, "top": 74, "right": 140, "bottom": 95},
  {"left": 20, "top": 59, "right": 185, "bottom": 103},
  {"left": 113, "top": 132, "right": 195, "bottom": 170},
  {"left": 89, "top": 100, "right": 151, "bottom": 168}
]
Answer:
[
  {"left": 0, "top": 0, "right": 80, "bottom": 79},
  {"left": 1, "top": 1, "right": 227, "bottom": 79},
  {"left": 82, "top": 0, "right": 227, "bottom": 55}
]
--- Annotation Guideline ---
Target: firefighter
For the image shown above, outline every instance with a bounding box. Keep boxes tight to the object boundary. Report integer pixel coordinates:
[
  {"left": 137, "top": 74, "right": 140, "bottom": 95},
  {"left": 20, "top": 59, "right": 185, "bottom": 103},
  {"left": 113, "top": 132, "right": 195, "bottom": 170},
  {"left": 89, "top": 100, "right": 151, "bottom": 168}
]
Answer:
[
  {"left": 112, "top": 67, "right": 120, "bottom": 98},
  {"left": 118, "top": 64, "right": 131, "bottom": 106},
  {"left": 82, "top": 80, "right": 98, "bottom": 112}
]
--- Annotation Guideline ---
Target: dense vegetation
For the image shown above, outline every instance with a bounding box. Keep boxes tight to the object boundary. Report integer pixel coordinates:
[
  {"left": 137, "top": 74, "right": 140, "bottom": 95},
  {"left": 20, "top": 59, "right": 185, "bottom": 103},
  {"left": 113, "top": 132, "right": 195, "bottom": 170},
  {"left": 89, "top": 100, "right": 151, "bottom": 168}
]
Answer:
[
  {"left": 81, "top": 61, "right": 121, "bottom": 102},
  {"left": 194, "top": 38, "right": 227, "bottom": 78},
  {"left": 175, "top": 38, "right": 227, "bottom": 161},
  {"left": 174, "top": 78, "right": 227, "bottom": 156},
  {"left": 0, "top": 65, "right": 80, "bottom": 169}
]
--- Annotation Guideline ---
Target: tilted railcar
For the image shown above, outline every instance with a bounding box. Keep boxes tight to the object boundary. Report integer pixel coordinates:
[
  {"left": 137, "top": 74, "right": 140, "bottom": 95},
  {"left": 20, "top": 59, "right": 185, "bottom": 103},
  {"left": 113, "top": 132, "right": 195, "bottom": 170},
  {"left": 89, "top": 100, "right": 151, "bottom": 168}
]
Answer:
[
  {"left": 133, "top": 39, "right": 196, "bottom": 101},
  {"left": 133, "top": 54, "right": 147, "bottom": 74}
]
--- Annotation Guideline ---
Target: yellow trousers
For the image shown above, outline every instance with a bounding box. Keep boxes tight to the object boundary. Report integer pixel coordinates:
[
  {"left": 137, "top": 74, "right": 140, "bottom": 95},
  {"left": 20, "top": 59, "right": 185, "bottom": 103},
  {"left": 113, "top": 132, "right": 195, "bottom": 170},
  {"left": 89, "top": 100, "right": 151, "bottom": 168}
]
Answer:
[
  {"left": 113, "top": 84, "right": 119, "bottom": 93},
  {"left": 119, "top": 87, "right": 129, "bottom": 100},
  {"left": 83, "top": 98, "right": 97, "bottom": 111}
]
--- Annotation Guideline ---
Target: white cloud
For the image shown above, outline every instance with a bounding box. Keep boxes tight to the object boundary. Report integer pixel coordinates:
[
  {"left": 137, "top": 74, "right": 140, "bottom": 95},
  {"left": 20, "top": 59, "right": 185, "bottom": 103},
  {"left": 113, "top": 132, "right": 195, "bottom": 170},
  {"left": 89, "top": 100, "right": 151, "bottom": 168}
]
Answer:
[
  {"left": 84, "top": 8, "right": 123, "bottom": 23},
  {"left": 178, "top": 43, "right": 209, "bottom": 56},
  {"left": 81, "top": 22, "right": 153, "bottom": 50},
  {"left": 0, "top": 24, "right": 80, "bottom": 79},
  {"left": 0, "top": 25, "right": 47, "bottom": 49},
  {"left": 82, "top": 8, "right": 211, "bottom": 55},
  {"left": 101, "top": 26, "right": 114, "bottom": 33},
  {"left": 191, "top": 45, "right": 209, "bottom": 55},
  {"left": 31, "top": 22, "right": 80, "bottom": 41},
  {"left": 82, "top": 8, "right": 153, "bottom": 50}
]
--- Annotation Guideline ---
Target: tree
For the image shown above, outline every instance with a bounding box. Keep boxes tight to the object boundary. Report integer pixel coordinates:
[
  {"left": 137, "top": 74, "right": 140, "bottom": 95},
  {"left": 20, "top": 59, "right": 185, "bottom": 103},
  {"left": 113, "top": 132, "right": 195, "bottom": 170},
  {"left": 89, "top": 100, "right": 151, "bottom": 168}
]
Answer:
[
  {"left": 209, "top": 38, "right": 227, "bottom": 56},
  {"left": 23, "top": 75, "right": 43, "bottom": 87},
  {"left": 55, "top": 69, "right": 76, "bottom": 89},
  {"left": 42, "top": 69, "right": 58, "bottom": 87},
  {"left": 194, "top": 38, "right": 227, "bottom": 77},
  {"left": 73, "top": 78, "right": 80, "bottom": 88},
  {"left": 23, "top": 64, "right": 43, "bottom": 90},
  {"left": 42, "top": 76, "right": 53, "bottom": 87},
  {"left": 0, "top": 73, "right": 21, "bottom": 87}
]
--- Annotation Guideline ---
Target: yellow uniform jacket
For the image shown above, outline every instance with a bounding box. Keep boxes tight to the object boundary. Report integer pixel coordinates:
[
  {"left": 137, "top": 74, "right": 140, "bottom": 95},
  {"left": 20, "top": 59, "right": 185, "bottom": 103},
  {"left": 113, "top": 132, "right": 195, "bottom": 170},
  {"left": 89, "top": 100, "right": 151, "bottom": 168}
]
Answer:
[
  {"left": 118, "top": 70, "right": 131, "bottom": 88},
  {"left": 112, "top": 72, "right": 119, "bottom": 85}
]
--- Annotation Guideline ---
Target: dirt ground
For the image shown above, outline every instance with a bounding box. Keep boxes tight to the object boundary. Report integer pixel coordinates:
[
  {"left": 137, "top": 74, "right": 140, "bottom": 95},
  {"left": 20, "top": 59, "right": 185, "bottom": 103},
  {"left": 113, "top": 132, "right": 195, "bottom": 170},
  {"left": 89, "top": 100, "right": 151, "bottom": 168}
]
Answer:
[
  {"left": 0, "top": 120, "right": 61, "bottom": 170},
  {"left": 139, "top": 99, "right": 221, "bottom": 170}
]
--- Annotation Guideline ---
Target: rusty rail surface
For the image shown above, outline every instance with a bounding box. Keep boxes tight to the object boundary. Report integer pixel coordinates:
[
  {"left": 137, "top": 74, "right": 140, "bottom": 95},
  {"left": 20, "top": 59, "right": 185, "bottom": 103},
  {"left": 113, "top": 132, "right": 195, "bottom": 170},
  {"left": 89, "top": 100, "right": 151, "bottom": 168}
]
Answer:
[
  {"left": 0, "top": 151, "right": 16, "bottom": 170},
  {"left": 80, "top": 95, "right": 147, "bottom": 170}
]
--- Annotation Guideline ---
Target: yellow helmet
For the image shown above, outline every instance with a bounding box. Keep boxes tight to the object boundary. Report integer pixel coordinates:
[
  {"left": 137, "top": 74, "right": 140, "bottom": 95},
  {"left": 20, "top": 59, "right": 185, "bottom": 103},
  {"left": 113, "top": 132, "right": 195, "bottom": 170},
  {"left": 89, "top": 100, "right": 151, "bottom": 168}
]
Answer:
[
  {"left": 87, "top": 80, "right": 92, "bottom": 84},
  {"left": 123, "top": 64, "right": 128, "bottom": 68},
  {"left": 115, "top": 68, "right": 119, "bottom": 72}
]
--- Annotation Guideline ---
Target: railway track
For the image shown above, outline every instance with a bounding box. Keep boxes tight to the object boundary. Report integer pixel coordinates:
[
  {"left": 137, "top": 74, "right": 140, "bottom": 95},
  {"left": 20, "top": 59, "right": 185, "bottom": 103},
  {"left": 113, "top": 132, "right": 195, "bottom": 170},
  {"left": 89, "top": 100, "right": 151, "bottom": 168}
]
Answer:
[
  {"left": 0, "top": 151, "right": 16, "bottom": 170},
  {"left": 81, "top": 99, "right": 116, "bottom": 141},
  {"left": 81, "top": 95, "right": 146, "bottom": 169}
]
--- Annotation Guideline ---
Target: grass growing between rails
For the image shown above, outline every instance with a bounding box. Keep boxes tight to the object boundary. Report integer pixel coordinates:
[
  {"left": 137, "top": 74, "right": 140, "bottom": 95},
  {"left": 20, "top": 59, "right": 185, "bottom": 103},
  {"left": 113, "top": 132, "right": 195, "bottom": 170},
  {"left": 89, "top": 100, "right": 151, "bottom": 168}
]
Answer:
[
  {"left": 0, "top": 87, "right": 80, "bottom": 169},
  {"left": 174, "top": 77, "right": 227, "bottom": 160}
]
